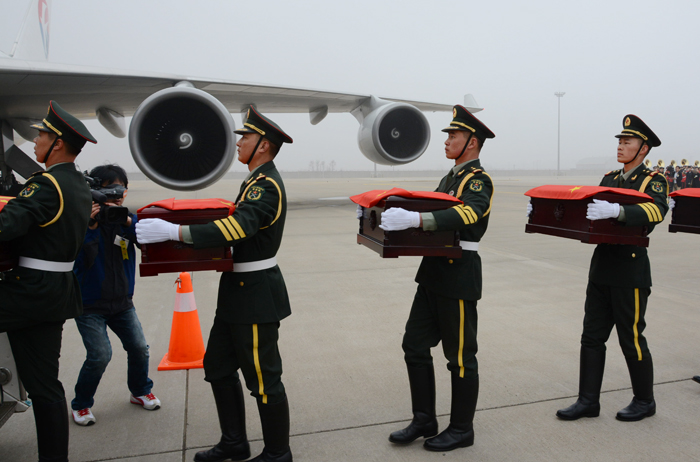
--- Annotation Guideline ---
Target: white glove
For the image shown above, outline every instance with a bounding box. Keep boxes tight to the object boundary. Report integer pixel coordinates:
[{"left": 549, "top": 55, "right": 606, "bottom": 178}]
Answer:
[
  {"left": 586, "top": 199, "right": 620, "bottom": 221},
  {"left": 669, "top": 197, "right": 675, "bottom": 210},
  {"left": 379, "top": 207, "right": 420, "bottom": 231},
  {"left": 356, "top": 204, "right": 364, "bottom": 219},
  {"left": 136, "top": 218, "right": 181, "bottom": 244},
  {"left": 526, "top": 199, "right": 533, "bottom": 217}
]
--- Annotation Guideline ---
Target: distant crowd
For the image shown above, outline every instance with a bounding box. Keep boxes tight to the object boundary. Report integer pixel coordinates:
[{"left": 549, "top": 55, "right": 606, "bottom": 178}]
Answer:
[{"left": 647, "top": 159, "right": 700, "bottom": 190}]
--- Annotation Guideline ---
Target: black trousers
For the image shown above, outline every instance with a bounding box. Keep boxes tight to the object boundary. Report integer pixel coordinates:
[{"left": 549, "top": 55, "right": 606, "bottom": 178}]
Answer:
[
  {"left": 203, "top": 316, "right": 286, "bottom": 404},
  {"left": 402, "top": 285, "right": 478, "bottom": 378},
  {"left": 581, "top": 281, "right": 651, "bottom": 361},
  {"left": 0, "top": 317, "right": 66, "bottom": 404}
]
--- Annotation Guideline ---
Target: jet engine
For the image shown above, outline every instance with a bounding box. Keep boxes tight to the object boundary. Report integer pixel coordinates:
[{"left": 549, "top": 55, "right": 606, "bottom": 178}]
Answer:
[
  {"left": 129, "top": 83, "right": 237, "bottom": 191},
  {"left": 353, "top": 96, "right": 430, "bottom": 165}
]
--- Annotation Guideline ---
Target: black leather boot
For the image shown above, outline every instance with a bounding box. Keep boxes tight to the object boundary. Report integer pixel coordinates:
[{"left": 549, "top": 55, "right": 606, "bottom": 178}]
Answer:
[
  {"left": 33, "top": 398, "right": 69, "bottom": 462},
  {"left": 194, "top": 381, "right": 250, "bottom": 462},
  {"left": 249, "top": 397, "right": 292, "bottom": 462},
  {"left": 389, "top": 364, "right": 438, "bottom": 444},
  {"left": 423, "top": 373, "right": 478, "bottom": 452},
  {"left": 617, "top": 356, "right": 655, "bottom": 421},
  {"left": 557, "top": 347, "right": 605, "bottom": 420},
  {"left": 693, "top": 376, "right": 700, "bottom": 385}
]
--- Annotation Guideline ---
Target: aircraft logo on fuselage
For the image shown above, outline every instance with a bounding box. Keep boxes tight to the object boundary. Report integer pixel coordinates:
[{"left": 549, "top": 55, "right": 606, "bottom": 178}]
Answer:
[{"left": 38, "top": 0, "right": 50, "bottom": 59}]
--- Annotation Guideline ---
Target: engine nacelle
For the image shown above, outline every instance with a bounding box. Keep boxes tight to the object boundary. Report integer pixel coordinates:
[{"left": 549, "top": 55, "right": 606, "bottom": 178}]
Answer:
[
  {"left": 129, "top": 83, "right": 236, "bottom": 191},
  {"left": 354, "top": 96, "right": 430, "bottom": 165}
]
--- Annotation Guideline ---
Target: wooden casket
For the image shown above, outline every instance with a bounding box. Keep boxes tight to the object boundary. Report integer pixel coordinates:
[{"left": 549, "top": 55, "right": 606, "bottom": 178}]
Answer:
[
  {"left": 0, "top": 197, "right": 18, "bottom": 272},
  {"left": 353, "top": 189, "right": 463, "bottom": 258},
  {"left": 525, "top": 185, "right": 653, "bottom": 247},
  {"left": 138, "top": 198, "right": 236, "bottom": 276},
  {"left": 669, "top": 189, "right": 700, "bottom": 234}
]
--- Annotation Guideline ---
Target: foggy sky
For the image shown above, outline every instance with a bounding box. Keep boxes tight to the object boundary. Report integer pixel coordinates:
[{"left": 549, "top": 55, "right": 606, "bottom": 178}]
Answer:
[{"left": 34, "top": 0, "right": 700, "bottom": 174}]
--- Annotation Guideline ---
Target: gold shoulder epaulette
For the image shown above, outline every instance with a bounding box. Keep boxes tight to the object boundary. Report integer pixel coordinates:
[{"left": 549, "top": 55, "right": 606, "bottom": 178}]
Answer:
[{"left": 605, "top": 170, "right": 620, "bottom": 176}]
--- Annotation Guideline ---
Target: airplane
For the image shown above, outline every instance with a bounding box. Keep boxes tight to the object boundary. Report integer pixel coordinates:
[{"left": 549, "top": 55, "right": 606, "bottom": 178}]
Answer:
[{"left": 0, "top": 0, "right": 483, "bottom": 192}]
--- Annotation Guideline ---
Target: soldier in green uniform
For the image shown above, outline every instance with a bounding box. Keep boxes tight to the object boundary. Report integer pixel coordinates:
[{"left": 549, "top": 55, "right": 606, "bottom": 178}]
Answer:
[
  {"left": 556, "top": 114, "right": 668, "bottom": 422},
  {"left": 136, "top": 106, "right": 293, "bottom": 462},
  {"left": 379, "top": 105, "right": 495, "bottom": 452},
  {"left": 0, "top": 101, "right": 96, "bottom": 462}
]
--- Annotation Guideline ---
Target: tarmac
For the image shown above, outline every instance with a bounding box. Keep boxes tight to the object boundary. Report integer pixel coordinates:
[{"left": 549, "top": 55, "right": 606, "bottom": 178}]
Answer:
[{"left": 1, "top": 173, "right": 699, "bottom": 462}]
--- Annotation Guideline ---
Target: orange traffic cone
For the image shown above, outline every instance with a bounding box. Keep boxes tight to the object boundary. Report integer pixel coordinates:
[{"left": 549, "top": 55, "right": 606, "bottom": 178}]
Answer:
[{"left": 158, "top": 272, "right": 206, "bottom": 371}]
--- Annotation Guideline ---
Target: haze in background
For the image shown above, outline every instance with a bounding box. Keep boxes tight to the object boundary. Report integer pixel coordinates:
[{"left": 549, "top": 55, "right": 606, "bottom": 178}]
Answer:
[{"left": 29, "top": 0, "right": 700, "bottom": 174}]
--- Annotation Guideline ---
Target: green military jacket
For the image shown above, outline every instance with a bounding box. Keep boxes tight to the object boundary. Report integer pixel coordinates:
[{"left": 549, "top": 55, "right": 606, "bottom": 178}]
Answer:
[
  {"left": 189, "top": 161, "right": 290, "bottom": 324},
  {"left": 0, "top": 163, "right": 92, "bottom": 322},
  {"left": 415, "top": 160, "right": 494, "bottom": 300},
  {"left": 588, "top": 165, "right": 669, "bottom": 288}
]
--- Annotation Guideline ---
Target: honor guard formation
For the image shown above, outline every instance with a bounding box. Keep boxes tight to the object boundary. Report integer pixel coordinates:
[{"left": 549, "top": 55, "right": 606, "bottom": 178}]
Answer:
[{"left": 1, "top": 100, "right": 698, "bottom": 462}]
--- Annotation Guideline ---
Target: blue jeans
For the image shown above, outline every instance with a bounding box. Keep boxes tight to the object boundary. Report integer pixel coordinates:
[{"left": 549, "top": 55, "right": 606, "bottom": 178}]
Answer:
[{"left": 71, "top": 306, "right": 153, "bottom": 410}]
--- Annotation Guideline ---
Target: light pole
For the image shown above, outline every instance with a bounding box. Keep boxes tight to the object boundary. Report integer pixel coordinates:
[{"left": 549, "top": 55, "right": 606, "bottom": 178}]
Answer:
[{"left": 554, "top": 92, "right": 566, "bottom": 176}]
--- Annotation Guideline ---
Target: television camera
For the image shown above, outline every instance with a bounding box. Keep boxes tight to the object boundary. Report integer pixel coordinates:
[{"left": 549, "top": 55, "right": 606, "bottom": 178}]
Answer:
[{"left": 83, "top": 172, "right": 129, "bottom": 225}]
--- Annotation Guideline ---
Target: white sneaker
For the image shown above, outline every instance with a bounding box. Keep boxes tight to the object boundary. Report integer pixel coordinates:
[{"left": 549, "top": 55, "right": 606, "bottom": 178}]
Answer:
[
  {"left": 72, "top": 408, "right": 96, "bottom": 426},
  {"left": 130, "top": 393, "right": 161, "bottom": 410}
]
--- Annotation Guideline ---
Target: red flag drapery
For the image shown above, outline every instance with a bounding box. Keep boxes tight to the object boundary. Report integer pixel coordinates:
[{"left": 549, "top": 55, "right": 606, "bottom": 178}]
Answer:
[
  {"left": 0, "top": 196, "right": 13, "bottom": 212},
  {"left": 350, "top": 188, "right": 463, "bottom": 208},
  {"left": 670, "top": 189, "right": 700, "bottom": 198},
  {"left": 138, "top": 198, "right": 236, "bottom": 215},
  {"left": 524, "top": 185, "right": 652, "bottom": 202}
]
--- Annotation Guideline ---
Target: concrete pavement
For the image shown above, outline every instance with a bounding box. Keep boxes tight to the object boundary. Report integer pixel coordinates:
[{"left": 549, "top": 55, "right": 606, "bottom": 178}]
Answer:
[{"left": 1, "top": 174, "right": 699, "bottom": 461}]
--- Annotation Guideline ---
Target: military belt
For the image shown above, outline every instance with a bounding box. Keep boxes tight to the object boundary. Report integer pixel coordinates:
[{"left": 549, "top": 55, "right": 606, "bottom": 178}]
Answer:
[
  {"left": 18, "top": 256, "right": 74, "bottom": 272},
  {"left": 233, "top": 256, "right": 277, "bottom": 273},
  {"left": 459, "top": 241, "right": 479, "bottom": 252}
]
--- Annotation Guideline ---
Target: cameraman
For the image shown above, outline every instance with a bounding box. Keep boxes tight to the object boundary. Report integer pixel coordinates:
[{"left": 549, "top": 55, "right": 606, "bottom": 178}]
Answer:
[{"left": 70, "top": 164, "right": 160, "bottom": 426}]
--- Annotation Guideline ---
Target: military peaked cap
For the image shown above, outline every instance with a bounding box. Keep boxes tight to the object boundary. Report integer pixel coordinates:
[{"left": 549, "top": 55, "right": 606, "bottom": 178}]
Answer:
[
  {"left": 442, "top": 104, "right": 495, "bottom": 141},
  {"left": 614, "top": 114, "right": 661, "bottom": 147},
  {"left": 234, "top": 106, "right": 293, "bottom": 147},
  {"left": 30, "top": 101, "right": 97, "bottom": 152}
]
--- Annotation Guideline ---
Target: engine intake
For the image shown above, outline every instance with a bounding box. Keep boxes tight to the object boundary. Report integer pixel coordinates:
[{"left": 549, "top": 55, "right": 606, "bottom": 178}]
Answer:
[
  {"left": 354, "top": 97, "right": 430, "bottom": 165},
  {"left": 129, "top": 85, "right": 236, "bottom": 191}
]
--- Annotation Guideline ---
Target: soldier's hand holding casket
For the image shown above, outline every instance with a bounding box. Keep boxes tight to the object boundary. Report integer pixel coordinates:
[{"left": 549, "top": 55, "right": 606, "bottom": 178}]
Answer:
[
  {"left": 669, "top": 197, "right": 675, "bottom": 210},
  {"left": 356, "top": 204, "right": 364, "bottom": 219},
  {"left": 379, "top": 207, "right": 421, "bottom": 231},
  {"left": 586, "top": 199, "right": 620, "bottom": 221},
  {"left": 136, "top": 218, "right": 181, "bottom": 243},
  {"left": 526, "top": 199, "right": 533, "bottom": 217}
]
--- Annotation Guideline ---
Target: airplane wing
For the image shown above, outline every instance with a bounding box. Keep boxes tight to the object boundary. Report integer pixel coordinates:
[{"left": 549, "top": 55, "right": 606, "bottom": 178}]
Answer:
[
  {"left": 1, "top": 59, "right": 483, "bottom": 191},
  {"left": 0, "top": 59, "right": 455, "bottom": 121}
]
